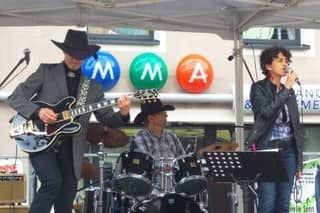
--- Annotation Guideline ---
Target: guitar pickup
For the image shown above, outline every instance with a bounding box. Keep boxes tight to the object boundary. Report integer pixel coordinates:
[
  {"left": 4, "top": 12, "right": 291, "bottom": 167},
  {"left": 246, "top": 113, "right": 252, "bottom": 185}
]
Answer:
[{"left": 61, "top": 111, "right": 72, "bottom": 120}]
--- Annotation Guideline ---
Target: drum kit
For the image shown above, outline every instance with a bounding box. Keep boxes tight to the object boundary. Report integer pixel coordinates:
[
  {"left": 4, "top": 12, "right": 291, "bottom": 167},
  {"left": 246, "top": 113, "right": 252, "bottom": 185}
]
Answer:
[{"left": 78, "top": 124, "right": 219, "bottom": 213}]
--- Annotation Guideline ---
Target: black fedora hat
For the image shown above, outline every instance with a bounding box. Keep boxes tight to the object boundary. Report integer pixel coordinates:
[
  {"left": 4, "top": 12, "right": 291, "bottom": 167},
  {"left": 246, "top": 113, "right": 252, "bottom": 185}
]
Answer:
[
  {"left": 134, "top": 99, "right": 175, "bottom": 124},
  {"left": 51, "top": 29, "right": 100, "bottom": 60}
]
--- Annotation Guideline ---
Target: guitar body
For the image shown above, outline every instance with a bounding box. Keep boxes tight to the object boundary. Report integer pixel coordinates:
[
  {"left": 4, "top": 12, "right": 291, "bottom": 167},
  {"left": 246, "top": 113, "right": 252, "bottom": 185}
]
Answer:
[{"left": 11, "top": 97, "right": 81, "bottom": 153}]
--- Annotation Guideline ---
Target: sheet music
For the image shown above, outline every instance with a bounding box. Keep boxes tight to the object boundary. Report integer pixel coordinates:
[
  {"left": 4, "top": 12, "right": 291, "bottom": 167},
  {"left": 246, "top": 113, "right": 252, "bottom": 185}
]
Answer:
[{"left": 256, "top": 148, "right": 280, "bottom": 152}]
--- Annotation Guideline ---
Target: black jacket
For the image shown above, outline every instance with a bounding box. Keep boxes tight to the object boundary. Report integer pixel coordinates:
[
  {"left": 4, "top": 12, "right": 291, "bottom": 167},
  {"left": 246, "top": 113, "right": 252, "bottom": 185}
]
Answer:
[{"left": 246, "top": 78, "right": 304, "bottom": 172}]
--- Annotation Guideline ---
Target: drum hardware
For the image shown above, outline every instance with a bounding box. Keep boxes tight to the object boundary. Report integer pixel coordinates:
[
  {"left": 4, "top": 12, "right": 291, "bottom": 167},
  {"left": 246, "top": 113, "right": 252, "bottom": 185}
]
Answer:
[
  {"left": 193, "top": 189, "right": 208, "bottom": 212},
  {"left": 158, "top": 157, "right": 175, "bottom": 194},
  {"left": 130, "top": 193, "right": 205, "bottom": 213},
  {"left": 97, "top": 143, "right": 107, "bottom": 213},
  {"left": 82, "top": 187, "right": 98, "bottom": 213},
  {"left": 82, "top": 142, "right": 106, "bottom": 213}
]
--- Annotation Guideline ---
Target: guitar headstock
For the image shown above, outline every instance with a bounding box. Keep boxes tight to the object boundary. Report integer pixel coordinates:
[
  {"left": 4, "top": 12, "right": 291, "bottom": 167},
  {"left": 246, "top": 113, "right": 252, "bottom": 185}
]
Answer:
[{"left": 133, "top": 88, "right": 158, "bottom": 101}]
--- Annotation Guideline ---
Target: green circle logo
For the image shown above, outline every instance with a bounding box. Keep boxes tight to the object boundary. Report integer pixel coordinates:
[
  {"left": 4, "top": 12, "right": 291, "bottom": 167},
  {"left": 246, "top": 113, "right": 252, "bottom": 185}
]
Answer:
[{"left": 129, "top": 52, "right": 168, "bottom": 90}]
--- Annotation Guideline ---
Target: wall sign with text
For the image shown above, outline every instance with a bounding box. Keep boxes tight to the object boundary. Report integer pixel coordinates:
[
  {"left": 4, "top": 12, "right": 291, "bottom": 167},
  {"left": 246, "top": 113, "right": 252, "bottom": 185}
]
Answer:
[{"left": 241, "top": 85, "right": 320, "bottom": 114}]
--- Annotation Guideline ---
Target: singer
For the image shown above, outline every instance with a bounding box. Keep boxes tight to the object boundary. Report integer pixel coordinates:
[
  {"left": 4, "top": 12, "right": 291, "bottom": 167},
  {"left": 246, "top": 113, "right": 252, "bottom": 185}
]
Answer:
[
  {"left": 6, "top": 29, "right": 131, "bottom": 213},
  {"left": 246, "top": 46, "right": 304, "bottom": 213}
]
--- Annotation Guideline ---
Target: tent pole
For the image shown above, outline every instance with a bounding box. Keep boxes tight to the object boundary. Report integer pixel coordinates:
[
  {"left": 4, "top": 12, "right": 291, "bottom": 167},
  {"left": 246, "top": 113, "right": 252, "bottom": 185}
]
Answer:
[
  {"left": 233, "top": 15, "right": 246, "bottom": 213},
  {"left": 234, "top": 27, "right": 244, "bottom": 150}
]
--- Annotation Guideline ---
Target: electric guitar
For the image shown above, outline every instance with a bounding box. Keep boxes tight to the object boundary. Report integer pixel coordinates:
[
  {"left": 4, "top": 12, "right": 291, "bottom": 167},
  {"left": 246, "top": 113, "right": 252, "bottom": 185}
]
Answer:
[{"left": 10, "top": 89, "right": 158, "bottom": 153}]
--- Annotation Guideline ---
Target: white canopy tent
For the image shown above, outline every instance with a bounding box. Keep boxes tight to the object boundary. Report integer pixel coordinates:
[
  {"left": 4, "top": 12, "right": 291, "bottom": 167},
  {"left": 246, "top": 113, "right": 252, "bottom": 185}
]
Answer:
[
  {"left": 2, "top": 1, "right": 320, "bottom": 211},
  {"left": 1, "top": 0, "right": 320, "bottom": 147},
  {"left": 1, "top": 0, "right": 320, "bottom": 38}
]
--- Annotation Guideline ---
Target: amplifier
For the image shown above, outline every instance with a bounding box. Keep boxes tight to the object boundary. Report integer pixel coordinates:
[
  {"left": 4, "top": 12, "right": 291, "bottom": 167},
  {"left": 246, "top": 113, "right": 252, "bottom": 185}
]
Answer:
[
  {"left": 0, "top": 205, "right": 28, "bottom": 213},
  {"left": 0, "top": 174, "right": 26, "bottom": 203}
]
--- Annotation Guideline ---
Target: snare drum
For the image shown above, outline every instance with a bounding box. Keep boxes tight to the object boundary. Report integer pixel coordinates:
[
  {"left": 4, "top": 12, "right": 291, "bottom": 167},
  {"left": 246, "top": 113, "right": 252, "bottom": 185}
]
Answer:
[
  {"left": 173, "top": 155, "right": 207, "bottom": 195},
  {"left": 130, "top": 193, "right": 204, "bottom": 213},
  {"left": 113, "top": 151, "right": 153, "bottom": 196}
]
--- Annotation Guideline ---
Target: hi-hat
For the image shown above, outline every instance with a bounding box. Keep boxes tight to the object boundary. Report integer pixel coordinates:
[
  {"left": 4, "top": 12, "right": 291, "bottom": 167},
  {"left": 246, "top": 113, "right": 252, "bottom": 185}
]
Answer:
[
  {"left": 86, "top": 123, "right": 129, "bottom": 148},
  {"left": 81, "top": 159, "right": 99, "bottom": 179},
  {"left": 197, "top": 142, "right": 238, "bottom": 156}
]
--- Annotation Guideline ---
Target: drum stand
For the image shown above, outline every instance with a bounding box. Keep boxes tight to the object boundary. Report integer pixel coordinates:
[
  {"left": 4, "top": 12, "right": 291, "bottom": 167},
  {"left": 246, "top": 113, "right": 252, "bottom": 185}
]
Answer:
[
  {"left": 97, "top": 142, "right": 105, "bottom": 213},
  {"left": 83, "top": 142, "right": 106, "bottom": 213}
]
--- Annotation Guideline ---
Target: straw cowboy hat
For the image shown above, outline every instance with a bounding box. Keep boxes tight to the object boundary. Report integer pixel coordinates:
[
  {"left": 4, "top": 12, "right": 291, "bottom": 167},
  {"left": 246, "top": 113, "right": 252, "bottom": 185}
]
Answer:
[{"left": 51, "top": 29, "right": 100, "bottom": 60}]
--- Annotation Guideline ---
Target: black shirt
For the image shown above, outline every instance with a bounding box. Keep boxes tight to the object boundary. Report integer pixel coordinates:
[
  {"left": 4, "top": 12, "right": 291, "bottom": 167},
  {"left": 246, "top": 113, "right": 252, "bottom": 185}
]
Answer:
[{"left": 64, "top": 63, "right": 81, "bottom": 98}]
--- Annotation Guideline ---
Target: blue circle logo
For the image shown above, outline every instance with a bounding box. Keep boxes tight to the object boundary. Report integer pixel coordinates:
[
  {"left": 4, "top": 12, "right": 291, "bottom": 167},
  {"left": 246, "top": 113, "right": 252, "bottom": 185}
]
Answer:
[{"left": 82, "top": 51, "right": 121, "bottom": 91}]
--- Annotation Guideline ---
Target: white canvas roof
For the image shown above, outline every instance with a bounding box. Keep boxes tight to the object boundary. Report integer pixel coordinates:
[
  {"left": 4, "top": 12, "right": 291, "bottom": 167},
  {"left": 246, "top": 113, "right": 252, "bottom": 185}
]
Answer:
[{"left": 1, "top": 0, "right": 320, "bottom": 39}]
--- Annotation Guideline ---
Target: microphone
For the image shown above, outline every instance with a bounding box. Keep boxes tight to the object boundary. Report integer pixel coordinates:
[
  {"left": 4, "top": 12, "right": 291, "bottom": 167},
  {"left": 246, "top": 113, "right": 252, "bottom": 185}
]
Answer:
[
  {"left": 23, "top": 48, "right": 31, "bottom": 65},
  {"left": 285, "top": 66, "right": 301, "bottom": 86}
]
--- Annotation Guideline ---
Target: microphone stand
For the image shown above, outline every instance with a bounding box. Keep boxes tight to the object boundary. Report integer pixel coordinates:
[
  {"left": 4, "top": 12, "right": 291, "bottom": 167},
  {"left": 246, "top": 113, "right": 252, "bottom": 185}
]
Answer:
[
  {"left": 230, "top": 48, "right": 255, "bottom": 83},
  {"left": 0, "top": 57, "right": 26, "bottom": 89}
]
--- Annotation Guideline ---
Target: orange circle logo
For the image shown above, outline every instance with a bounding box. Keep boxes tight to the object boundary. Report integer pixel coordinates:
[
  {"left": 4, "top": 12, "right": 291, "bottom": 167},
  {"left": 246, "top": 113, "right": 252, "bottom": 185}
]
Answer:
[{"left": 176, "top": 54, "right": 214, "bottom": 93}]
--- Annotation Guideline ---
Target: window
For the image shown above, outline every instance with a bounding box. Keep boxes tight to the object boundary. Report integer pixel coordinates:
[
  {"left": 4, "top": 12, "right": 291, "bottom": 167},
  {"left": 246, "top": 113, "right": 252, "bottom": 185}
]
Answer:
[
  {"left": 87, "top": 26, "right": 160, "bottom": 46},
  {"left": 243, "top": 27, "right": 309, "bottom": 49}
]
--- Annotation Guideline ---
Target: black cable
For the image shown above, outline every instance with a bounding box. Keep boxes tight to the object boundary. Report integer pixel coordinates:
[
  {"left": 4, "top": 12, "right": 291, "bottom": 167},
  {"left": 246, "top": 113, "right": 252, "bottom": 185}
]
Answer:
[
  {"left": 298, "top": 84, "right": 304, "bottom": 125},
  {"left": 292, "top": 83, "right": 303, "bottom": 213},
  {"left": 0, "top": 65, "right": 28, "bottom": 89},
  {"left": 228, "top": 48, "right": 254, "bottom": 83},
  {"left": 0, "top": 57, "right": 25, "bottom": 89},
  {"left": 293, "top": 178, "right": 302, "bottom": 212},
  {"left": 248, "top": 43, "right": 258, "bottom": 81}
]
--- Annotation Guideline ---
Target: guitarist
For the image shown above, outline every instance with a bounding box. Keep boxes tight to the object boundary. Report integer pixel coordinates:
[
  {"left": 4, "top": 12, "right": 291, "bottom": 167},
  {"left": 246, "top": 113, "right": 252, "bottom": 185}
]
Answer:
[{"left": 7, "top": 29, "right": 131, "bottom": 213}]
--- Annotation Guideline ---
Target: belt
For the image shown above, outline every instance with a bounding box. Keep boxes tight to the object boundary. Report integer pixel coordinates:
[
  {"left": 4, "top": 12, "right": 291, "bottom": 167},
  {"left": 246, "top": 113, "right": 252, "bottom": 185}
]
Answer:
[{"left": 270, "top": 138, "right": 294, "bottom": 149}]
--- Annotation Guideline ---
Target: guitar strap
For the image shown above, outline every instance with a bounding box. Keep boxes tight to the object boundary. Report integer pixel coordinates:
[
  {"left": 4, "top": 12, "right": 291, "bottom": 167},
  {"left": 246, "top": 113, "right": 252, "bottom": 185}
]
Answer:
[{"left": 76, "top": 78, "right": 91, "bottom": 107}]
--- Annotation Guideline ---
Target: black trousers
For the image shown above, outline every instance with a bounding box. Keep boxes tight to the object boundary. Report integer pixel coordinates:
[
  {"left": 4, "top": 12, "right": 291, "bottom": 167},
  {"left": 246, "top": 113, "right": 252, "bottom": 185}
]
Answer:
[{"left": 29, "top": 142, "right": 78, "bottom": 213}]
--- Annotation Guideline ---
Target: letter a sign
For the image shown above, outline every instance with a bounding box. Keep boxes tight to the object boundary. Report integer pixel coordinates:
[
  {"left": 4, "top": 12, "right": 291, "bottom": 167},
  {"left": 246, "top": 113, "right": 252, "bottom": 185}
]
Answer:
[
  {"left": 176, "top": 54, "right": 214, "bottom": 93},
  {"left": 129, "top": 52, "right": 168, "bottom": 90}
]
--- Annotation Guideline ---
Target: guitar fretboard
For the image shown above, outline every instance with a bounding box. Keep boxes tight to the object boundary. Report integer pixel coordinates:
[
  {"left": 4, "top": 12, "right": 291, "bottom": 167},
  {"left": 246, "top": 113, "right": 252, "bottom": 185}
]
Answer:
[
  {"left": 71, "top": 99, "right": 118, "bottom": 117},
  {"left": 68, "top": 89, "right": 157, "bottom": 118}
]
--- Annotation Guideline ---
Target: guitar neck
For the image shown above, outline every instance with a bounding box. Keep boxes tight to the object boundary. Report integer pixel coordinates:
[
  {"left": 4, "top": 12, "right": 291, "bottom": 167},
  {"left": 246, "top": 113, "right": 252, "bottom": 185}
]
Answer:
[{"left": 70, "top": 94, "right": 134, "bottom": 118}]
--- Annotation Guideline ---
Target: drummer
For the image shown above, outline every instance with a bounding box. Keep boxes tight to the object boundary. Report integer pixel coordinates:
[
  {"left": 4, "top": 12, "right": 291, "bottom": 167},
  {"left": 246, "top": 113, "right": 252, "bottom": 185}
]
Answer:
[{"left": 130, "top": 98, "right": 185, "bottom": 195}]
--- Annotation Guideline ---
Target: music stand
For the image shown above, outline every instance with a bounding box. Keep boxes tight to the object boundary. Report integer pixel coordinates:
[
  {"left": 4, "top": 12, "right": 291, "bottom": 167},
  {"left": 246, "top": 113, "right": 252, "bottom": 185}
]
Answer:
[{"left": 202, "top": 150, "right": 288, "bottom": 212}]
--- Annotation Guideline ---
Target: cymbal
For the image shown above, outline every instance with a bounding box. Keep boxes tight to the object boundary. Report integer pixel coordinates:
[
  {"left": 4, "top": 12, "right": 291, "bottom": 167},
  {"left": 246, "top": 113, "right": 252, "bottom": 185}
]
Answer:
[
  {"left": 81, "top": 159, "right": 99, "bottom": 179},
  {"left": 197, "top": 142, "right": 239, "bottom": 157},
  {"left": 86, "top": 123, "right": 129, "bottom": 148}
]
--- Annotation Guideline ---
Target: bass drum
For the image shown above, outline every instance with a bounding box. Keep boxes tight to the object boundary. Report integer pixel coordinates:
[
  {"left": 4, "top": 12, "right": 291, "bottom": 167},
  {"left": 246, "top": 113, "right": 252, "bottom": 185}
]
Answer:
[{"left": 130, "top": 193, "right": 205, "bottom": 213}]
